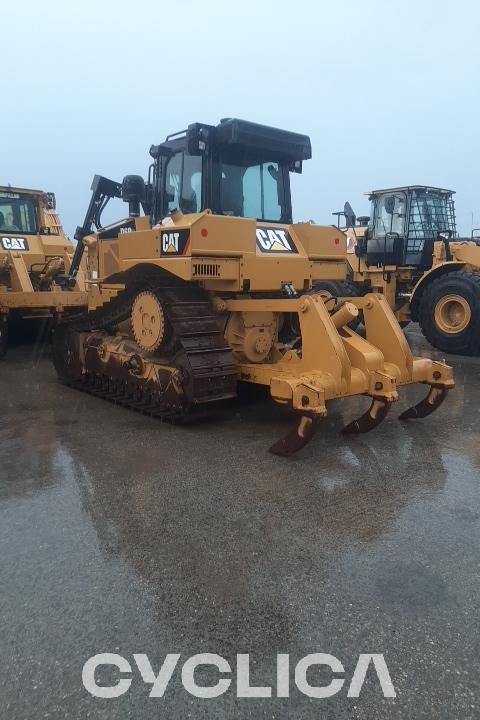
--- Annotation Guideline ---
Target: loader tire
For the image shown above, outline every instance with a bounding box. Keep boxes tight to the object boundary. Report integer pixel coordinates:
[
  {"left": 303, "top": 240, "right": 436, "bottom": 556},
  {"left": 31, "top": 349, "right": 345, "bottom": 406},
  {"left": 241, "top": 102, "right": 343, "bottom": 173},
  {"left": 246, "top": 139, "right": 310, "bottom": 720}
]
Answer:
[
  {"left": 312, "top": 280, "right": 363, "bottom": 330},
  {"left": 0, "top": 317, "right": 8, "bottom": 359},
  {"left": 419, "top": 271, "right": 480, "bottom": 355}
]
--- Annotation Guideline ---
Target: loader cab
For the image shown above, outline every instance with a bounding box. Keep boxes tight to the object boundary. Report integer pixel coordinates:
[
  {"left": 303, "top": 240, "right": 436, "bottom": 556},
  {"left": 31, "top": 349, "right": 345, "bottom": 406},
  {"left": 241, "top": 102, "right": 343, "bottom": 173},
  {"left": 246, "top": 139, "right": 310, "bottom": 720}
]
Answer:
[
  {"left": 149, "top": 118, "right": 312, "bottom": 226},
  {"left": 364, "top": 186, "right": 457, "bottom": 269}
]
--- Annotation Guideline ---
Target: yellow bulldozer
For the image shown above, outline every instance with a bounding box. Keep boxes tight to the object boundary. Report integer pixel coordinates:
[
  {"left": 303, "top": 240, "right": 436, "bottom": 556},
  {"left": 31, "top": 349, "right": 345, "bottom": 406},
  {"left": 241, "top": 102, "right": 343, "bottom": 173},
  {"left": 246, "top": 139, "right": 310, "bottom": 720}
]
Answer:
[
  {"left": 0, "top": 186, "right": 86, "bottom": 357},
  {"left": 52, "top": 120, "right": 454, "bottom": 455},
  {"left": 330, "top": 187, "right": 480, "bottom": 354}
]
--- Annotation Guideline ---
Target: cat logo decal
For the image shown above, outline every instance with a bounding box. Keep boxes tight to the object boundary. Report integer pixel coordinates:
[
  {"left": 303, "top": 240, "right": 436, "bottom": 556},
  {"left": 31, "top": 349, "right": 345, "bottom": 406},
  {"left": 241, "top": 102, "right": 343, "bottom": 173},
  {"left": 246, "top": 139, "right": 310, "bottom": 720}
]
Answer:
[
  {"left": 255, "top": 227, "right": 297, "bottom": 253},
  {"left": 160, "top": 230, "right": 190, "bottom": 256}
]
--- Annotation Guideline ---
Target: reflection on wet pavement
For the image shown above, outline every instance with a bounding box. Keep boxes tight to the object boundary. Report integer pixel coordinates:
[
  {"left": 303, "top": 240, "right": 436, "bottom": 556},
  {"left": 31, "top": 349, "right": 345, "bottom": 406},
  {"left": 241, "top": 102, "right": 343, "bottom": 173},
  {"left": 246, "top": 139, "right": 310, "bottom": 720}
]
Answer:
[{"left": 0, "top": 325, "right": 479, "bottom": 718}]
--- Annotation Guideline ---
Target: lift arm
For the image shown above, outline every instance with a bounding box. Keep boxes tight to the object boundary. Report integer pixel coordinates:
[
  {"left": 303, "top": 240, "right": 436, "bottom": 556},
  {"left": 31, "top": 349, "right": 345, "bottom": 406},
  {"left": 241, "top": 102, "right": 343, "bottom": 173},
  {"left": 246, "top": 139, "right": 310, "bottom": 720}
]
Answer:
[{"left": 59, "top": 175, "right": 122, "bottom": 287}]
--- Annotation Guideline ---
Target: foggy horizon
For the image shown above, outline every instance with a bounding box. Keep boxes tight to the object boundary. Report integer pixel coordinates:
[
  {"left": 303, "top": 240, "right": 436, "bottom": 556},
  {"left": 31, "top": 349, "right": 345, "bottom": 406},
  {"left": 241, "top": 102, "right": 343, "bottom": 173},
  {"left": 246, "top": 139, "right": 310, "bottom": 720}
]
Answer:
[{"left": 4, "top": 0, "right": 479, "bottom": 237}]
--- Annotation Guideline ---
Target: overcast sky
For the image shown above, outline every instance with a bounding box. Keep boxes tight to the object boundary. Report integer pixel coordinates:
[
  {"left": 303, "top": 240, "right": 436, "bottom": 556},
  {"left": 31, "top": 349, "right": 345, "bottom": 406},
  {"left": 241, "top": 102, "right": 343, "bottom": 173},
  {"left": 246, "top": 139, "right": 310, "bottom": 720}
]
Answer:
[{"left": 4, "top": 0, "right": 479, "bottom": 236}]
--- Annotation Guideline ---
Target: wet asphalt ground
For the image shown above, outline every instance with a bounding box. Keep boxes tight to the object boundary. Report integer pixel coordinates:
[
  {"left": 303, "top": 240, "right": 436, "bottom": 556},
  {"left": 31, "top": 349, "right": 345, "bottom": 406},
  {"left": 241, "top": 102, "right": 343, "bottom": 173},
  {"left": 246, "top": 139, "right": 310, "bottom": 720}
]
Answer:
[{"left": 0, "top": 325, "right": 479, "bottom": 719}]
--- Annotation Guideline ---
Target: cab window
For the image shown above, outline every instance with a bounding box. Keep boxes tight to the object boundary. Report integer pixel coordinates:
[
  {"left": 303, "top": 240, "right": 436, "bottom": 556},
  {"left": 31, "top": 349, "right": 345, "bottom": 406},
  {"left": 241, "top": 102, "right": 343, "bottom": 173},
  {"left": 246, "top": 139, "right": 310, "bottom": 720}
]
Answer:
[
  {"left": 374, "top": 194, "right": 406, "bottom": 237},
  {"left": 164, "top": 152, "right": 202, "bottom": 214},
  {"left": 409, "top": 192, "right": 454, "bottom": 239},
  {"left": 220, "top": 161, "right": 283, "bottom": 221},
  {"left": 0, "top": 195, "right": 38, "bottom": 233}
]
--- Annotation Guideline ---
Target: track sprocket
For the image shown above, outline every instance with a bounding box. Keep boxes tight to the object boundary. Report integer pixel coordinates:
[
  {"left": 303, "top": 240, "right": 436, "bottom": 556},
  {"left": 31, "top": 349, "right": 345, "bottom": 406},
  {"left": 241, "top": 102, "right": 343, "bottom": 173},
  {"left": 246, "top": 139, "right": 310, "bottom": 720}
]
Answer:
[{"left": 131, "top": 290, "right": 167, "bottom": 352}]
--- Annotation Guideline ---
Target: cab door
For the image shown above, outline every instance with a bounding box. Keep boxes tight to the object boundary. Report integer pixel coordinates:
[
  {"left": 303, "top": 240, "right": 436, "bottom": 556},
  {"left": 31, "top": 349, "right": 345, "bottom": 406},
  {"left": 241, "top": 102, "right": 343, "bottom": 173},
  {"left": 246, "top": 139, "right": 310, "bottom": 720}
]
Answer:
[{"left": 366, "top": 192, "right": 407, "bottom": 267}]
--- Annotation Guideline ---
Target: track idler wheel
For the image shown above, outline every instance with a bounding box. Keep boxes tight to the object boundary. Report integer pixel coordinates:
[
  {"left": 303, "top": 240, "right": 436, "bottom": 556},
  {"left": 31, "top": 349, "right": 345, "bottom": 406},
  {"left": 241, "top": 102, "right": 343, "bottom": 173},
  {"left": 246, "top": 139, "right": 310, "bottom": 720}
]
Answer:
[
  {"left": 269, "top": 415, "right": 318, "bottom": 457},
  {"left": 399, "top": 386, "right": 449, "bottom": 420},
  {"left": 342, "top": 398, "right": 391, "bottom": 434}
]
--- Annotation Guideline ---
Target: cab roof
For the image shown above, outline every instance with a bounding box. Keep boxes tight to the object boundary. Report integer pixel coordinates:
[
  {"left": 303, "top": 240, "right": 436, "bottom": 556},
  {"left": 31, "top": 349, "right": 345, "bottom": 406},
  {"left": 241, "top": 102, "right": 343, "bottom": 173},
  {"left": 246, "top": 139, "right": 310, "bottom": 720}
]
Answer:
[
  {"left": 365, "top": 185, "right": 455, "bottom": 198},
  {"left": 158, "top": 118, "right": 312, "bottom": 164},
  {"left": 213, "top": 118, "right": 312, "bottom": 163},
  {"left": 0, "top": 186, "right": 45, "bottom": 196}
]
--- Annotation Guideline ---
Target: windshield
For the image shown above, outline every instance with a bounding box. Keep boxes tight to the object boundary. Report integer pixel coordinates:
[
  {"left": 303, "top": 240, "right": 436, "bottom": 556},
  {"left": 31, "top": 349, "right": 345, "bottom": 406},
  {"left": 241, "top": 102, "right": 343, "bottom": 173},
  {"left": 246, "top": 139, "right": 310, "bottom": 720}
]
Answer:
[
  {"left": 409, "top": 192, "right": 455, "bottom": 239},
  {"left": 220, "top": 161, "right": 285, "bottom": 222},
  {"left": 373, "top": 193, "right": 407, "bottom": 237},
  {"left": 0, "top": 193, "right": 38, "bottom": 234}
]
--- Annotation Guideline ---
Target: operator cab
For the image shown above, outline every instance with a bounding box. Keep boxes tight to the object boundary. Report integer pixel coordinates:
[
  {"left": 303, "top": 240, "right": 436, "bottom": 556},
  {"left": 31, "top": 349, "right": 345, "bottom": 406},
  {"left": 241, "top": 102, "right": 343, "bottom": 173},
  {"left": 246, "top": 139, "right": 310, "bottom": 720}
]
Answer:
[
  {"left": 149, "top": 118, "right": 312, "bottom": 226},
  {"left": 362, "top": 186, "right": 457, "bottom": 269},
  {"left": 0, "top": 190, "right": 38, "bottom": 234}
]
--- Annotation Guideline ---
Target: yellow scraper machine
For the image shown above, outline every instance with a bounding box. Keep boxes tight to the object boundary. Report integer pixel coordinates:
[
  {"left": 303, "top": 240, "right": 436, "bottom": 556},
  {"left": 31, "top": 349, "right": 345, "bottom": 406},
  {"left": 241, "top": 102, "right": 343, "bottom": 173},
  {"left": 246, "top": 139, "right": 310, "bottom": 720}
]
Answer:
[{"left": 52, "top": 119, "right": 454, "bottom": 455}]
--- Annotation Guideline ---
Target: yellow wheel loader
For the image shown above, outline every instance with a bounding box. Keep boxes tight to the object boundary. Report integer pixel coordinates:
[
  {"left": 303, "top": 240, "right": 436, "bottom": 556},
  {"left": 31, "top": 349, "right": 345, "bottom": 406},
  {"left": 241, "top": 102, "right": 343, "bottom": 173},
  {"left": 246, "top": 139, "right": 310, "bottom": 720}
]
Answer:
[
  {"left": 52, "top": 121, "right": 453, "bottom": 455},
  {"left": 0, "top": 186, "right": 86, "bottom": 357},
  {"left": 331, "top": 188, "right": 480, "bottom": 354}
]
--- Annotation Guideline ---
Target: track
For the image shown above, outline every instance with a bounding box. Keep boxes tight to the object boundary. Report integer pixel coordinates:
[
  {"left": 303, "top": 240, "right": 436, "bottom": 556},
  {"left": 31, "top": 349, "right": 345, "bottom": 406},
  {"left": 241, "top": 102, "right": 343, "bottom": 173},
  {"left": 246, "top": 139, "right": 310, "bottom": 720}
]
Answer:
[{"left": 52, "top": 282, "right": 238, "bottom": 422}]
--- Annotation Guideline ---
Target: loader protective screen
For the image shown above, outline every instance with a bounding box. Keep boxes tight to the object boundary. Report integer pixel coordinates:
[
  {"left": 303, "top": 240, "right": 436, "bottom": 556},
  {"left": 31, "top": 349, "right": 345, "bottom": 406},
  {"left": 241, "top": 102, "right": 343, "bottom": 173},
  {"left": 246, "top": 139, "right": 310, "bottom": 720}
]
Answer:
[
  {"left": 0, "top": 195, "right": 37, "bottom": 234},
  {"left": 408, "top": 193, "right": 454, "bottom": 239},
  {"left": 220, "top": 161, "right": 284, "bottom": 222}
]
